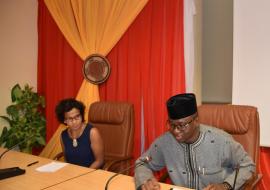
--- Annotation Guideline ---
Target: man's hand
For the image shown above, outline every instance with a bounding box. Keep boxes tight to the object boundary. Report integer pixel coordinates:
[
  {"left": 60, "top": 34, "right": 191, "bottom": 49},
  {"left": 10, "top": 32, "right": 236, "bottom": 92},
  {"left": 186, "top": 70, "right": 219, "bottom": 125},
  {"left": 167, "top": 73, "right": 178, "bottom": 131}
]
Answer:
[
  {"left": 203, "top": 183, "right": 229, "bottom": 190},
  {"left": 141, "top": 177, "right": 161, "bottom": 190}
]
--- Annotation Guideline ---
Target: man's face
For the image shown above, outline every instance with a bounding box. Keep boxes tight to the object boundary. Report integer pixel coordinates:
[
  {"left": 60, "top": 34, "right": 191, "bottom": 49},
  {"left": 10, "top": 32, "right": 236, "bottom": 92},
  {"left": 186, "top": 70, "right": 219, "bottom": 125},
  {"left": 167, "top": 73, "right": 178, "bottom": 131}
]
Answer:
[{"left": 168, "top": 113, "right": 199, "bottom": 143}]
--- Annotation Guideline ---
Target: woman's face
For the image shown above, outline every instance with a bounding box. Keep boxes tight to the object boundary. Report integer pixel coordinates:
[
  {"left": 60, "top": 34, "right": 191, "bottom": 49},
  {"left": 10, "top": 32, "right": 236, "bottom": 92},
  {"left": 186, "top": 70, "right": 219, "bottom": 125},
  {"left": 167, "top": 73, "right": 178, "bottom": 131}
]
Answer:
[
  {"left": 64, "top": 108, "right": 82, "bottom": 130},
  {"left": 168, "top": 114, "right": 199, "bottom": 143}
]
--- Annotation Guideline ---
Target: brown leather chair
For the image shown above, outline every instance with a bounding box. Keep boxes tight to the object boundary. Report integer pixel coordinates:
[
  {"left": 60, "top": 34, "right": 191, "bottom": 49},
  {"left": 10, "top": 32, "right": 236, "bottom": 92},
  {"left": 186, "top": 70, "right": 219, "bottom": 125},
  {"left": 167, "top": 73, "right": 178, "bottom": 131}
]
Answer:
[
  {"left": 53, "top": 101, "right": 135, "bottom": 174},
  {"left": 88, "top": 101, "right": 135, "bottom": 173},
  {"left": 198, "top": 104, "right": 262, "bottom": 190}
]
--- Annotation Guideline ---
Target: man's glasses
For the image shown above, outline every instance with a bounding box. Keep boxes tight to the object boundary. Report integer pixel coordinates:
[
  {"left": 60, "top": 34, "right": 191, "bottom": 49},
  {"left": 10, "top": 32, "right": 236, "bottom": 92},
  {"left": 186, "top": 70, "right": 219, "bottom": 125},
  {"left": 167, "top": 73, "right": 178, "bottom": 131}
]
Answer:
[
  {"left": 65, "top": 114, "right": 81, "bottom": 123},
  {"left": 168, "top": 117, "right": 196, "bottom": 131}
]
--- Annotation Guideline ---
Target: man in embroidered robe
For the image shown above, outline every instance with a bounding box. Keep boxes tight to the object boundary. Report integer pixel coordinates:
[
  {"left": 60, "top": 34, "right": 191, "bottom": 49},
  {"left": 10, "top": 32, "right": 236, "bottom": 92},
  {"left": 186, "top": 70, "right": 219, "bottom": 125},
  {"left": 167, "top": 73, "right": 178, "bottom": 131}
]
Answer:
[{"left": 134, "top": 93, "right": 255, "bottom": 190}]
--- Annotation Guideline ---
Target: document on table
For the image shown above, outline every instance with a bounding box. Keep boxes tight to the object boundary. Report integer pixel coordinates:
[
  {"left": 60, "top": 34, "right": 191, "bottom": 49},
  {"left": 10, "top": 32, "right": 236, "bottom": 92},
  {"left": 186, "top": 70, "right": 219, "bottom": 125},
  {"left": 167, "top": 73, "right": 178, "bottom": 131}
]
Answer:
[{"left": 36, "top": 161, "right": 68, "bottom": 172}]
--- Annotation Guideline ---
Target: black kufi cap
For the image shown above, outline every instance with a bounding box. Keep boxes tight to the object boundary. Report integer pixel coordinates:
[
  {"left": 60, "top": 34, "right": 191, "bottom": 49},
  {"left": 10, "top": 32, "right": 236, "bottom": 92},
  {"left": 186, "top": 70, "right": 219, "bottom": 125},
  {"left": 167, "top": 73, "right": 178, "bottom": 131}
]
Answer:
[{"left": 166, "top": 93, "right": 197, "bottom": 120}]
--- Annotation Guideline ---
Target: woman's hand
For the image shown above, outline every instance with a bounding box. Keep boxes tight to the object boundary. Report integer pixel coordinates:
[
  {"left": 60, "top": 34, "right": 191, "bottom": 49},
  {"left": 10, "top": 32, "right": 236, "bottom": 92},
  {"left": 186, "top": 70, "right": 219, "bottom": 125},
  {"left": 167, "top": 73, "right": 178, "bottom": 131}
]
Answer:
[{"left": 89, "top": 127, "right": 104, "bottom": 169}]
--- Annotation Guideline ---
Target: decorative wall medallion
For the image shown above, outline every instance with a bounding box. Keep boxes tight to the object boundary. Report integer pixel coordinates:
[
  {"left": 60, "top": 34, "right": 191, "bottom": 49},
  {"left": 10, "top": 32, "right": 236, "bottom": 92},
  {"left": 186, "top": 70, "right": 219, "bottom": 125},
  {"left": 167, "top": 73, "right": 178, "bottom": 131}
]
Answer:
[{"left": 82, "top": 54, "right": 111, "bottom": 84}]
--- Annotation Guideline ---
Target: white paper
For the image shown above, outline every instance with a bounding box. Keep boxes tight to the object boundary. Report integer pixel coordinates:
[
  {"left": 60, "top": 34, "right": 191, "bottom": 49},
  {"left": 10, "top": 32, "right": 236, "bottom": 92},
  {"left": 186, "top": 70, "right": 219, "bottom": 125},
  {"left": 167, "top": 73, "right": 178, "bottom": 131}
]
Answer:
[{"left": 36, "top": 161, "right": 68, "bottom": 172}]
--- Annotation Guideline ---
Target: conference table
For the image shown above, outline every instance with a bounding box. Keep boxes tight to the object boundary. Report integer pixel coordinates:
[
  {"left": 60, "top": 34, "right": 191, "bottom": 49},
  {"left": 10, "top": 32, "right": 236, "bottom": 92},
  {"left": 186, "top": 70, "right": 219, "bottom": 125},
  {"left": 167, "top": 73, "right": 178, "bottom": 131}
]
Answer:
[
  {"left": 0, "top": 148, "right": 94, "bottom": 190},
  {"left": 45, "top": 169, "right": 192, "bottom": 190},
  {"left": 0, "top": 148, "right": 192, "bottom": 190}
]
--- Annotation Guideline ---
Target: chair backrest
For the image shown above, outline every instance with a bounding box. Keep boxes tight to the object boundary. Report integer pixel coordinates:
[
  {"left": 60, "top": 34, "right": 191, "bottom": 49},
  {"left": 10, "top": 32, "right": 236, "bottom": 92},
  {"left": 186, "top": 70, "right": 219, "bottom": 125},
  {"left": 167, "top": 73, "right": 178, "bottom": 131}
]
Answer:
[
  {"left": 198, "top": 104, "right": 260, "bottom": 171},
  {"left": 88, "top": 101, "right": 134, "bottom": 171}
]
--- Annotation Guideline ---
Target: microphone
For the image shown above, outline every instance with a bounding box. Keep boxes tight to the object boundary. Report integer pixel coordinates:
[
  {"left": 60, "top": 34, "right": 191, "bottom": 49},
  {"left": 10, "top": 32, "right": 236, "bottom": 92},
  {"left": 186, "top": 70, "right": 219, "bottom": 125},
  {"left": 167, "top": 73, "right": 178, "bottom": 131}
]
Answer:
[
  {"left": 0, "top": 135, "right": 34, "bottom": 159},
  {"left": 232, "top": 165, "right": 240, "bottom": 190},
  {"left": 104, "top": 156, "right": 151, "bottom": 190},
  {"left": 0, "top": 135, "right": 35, "bottom": 180}
]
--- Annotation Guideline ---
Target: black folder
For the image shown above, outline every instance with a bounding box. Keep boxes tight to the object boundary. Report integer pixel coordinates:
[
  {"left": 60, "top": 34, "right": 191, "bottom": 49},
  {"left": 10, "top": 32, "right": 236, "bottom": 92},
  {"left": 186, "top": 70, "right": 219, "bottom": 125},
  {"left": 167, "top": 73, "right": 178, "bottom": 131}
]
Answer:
[{"left": 0, "top": 167, "right": 25, "bottom": 180}]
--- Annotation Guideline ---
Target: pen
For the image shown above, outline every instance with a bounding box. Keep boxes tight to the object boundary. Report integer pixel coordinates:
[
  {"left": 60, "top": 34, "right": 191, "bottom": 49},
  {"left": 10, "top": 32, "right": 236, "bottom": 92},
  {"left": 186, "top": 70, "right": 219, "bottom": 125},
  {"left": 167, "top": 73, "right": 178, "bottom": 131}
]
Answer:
[{"left": 27, "top": 161, "right": 39, "bottom": 167}]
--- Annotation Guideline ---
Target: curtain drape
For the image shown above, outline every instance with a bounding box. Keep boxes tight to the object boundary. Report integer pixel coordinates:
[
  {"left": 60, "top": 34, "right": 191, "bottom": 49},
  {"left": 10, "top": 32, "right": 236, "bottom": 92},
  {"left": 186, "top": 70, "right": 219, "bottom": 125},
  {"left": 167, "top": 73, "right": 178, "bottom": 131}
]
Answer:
[
  {"left": 100, "top": 0, "right": 185, "bottom": 158},
  {"left": 38, "top": 0, "right": 84, "bottom": 158},
  {"left": 258, "top": 147, "right": 270, "bottom": 189},
  {"left": 44, "top": 0, "right": 148, "bottom": 119},
  {"left": 39, "top": 0, "right": 148, "bottom": 158}
]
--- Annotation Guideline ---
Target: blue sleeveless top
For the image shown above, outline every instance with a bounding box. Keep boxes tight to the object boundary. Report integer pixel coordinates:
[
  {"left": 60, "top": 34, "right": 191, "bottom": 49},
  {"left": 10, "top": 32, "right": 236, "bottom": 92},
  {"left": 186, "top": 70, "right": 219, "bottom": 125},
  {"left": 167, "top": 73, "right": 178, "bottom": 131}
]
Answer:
[{"left": 61, "top": 124, "right": 95, "bottom": 167}]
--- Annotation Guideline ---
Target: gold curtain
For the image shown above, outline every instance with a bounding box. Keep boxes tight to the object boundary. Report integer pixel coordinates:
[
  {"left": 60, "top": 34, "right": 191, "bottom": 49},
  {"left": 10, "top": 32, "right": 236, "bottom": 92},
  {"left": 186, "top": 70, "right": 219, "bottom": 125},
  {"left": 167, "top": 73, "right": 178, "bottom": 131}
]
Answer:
[
  {"left": 39, "top": 0, "right": 148, "bottom": 158},
  {"left": 44, "top": 0, "right": 148, "bottom": 118}
]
